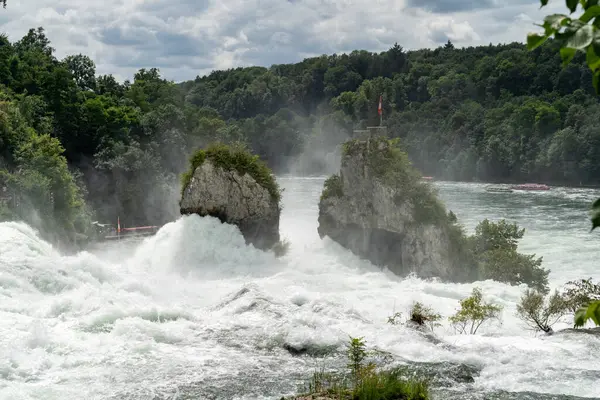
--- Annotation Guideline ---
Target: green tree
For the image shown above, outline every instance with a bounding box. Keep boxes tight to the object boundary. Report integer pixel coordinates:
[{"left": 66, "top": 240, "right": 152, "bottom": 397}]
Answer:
[
  {"left": 470, "top": 219, "right": 549, "bottom": 293},
  {"left": 64, "top": 54, "right": 96, "bottom": 91}
]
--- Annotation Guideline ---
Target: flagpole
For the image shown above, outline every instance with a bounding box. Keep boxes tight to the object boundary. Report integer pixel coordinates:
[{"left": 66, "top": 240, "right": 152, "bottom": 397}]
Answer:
[{"left": 378, "top": 94, "right": 383, "bottom": 127}]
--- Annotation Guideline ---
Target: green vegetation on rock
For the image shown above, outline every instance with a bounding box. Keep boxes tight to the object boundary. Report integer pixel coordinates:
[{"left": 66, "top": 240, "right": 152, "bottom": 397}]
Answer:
[
  {"left": 338, "top": 136, "right": 448, "bottom": 226},
  {"left": 181, "top": 142, "right": 281, "bottom": 203},
  {"left": 326, "top": 137, "right": 549, "bottom": 291},
  {"left": 321, "top": 174, "right": 343, "bottom": 201},
  {"left": 470, "top": 219, "right": 549, "bottom": 293}
]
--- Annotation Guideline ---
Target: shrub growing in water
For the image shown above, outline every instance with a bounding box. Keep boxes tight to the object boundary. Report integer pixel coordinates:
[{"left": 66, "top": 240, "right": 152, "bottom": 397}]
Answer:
[
  {"left": 449, "top": 288, "right": 503, "bottom": 335},
  {"left": 387, "top": 302, "right": 442, "bottom": 332},
  {"left": 409, "top": 302, "right": 442, "bottom": 332},
  {"left": 180, "top": 141, "right": 281, "bottom": 203},
  {"left": 516, "top": 289, "right": 566, "bottom": 334}
]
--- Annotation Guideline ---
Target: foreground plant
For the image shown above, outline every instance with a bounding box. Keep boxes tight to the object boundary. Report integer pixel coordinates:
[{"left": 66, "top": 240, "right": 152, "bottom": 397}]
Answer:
[
  {"left": 449, "top": 288, "right": 503, "bottom": 335},
  {"left": 291, "top": 337, "right": 430, "bottom": 400}
]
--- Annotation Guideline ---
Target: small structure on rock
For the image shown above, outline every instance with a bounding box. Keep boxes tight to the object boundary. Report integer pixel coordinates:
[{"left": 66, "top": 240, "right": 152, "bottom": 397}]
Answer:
[
  {"left": 180, "top": 143, "right": 281, "bottom": 251},
  {"left": 317, "top": 130, "right": 474, "bottom": 282}
]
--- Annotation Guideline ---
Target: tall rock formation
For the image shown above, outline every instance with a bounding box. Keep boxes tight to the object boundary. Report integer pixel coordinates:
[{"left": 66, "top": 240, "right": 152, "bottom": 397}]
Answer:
[
  {"left": 180, "top": 143, "right": 281, "bottom": 251},
  {"left": 317, "top": 135, "right": 473, "bottom": 282}
]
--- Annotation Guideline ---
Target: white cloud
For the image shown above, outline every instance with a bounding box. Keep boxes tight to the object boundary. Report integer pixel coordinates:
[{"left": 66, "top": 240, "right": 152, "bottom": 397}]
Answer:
[
  {"left": 425, "top": 16, "right": 479, "bottom": 43},
  {"left": 0, "top": 0, "right": 568, "bottom": 82}
]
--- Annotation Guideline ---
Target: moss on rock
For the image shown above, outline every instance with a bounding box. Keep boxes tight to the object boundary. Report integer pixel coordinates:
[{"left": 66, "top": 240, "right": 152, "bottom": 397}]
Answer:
[
  {"left": 181, "top": 142, "right": 281, "bottom": 203},
  {"left": 339, "top": 136, "right": 447, "bottom": 226}
]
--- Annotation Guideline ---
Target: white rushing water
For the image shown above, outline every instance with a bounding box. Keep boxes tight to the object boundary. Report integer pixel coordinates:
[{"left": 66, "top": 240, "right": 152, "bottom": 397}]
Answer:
[{"left": 1, "top": 178, "right": 600, "bottom": 400}]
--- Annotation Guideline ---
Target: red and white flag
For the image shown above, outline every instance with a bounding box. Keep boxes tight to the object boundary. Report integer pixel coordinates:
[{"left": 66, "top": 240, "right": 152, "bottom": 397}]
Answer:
[{"left": 378, "top": 95, "right": 383, "bottom": 116}]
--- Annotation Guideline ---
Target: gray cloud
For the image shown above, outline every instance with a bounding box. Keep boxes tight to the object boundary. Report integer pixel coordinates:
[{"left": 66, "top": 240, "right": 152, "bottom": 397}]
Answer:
[
  {"left": 405, "top": 0, "right": 496, "bottom": 13},
  {"left": 0, "top": 0, "right": 564, "bottom": 82},
  {"left": 405, "top": 0, "right": 540, "bottom": 13}
]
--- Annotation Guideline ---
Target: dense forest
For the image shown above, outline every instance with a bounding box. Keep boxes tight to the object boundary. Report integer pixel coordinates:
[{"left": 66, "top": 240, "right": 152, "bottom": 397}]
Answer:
[{"left": 0, "top": 26, "right": 599, "bottom": 246}]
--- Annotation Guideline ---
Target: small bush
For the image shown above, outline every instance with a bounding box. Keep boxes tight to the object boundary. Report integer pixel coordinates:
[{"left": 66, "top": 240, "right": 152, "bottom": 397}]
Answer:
[
  {"left": 449, "top": 288, "right": 503, "bottom": 335},
  {"left": 321, "top": 174, "right": 343, "bottom": 201},
  {"left": 180, "top": 142, "right": 281, "bottom": 203},
  {"left": 387, "top": 303, "right": 442, "bottom": 332},
  {"left": 409, "top": 302, "right": 442, "bottom": 332},
  {"left": 347, "top": 336, "right": 370, "bottom": 386},
  {"left": 516, "top": 289, "right": 566, "bottom": 334}
]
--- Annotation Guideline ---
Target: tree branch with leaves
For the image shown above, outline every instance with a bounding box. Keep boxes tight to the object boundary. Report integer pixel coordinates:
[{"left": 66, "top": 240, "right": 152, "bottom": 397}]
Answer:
[
  {"left": 528, "top": 0, "right": 600, "bottom": 92},
  {"left": 527, "top": 0, "right": 600, "bottom": 329}
]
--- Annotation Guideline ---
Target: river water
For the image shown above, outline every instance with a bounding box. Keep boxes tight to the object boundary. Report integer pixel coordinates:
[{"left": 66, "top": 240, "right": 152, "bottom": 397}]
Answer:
[{"left": 1, "top": 178, "right": 600, "bottom": 400}]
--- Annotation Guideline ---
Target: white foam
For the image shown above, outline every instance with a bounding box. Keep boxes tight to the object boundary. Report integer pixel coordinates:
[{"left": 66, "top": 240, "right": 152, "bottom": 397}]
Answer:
[{"left": 0, "top": 178, "right": 599, "bottom": 399}]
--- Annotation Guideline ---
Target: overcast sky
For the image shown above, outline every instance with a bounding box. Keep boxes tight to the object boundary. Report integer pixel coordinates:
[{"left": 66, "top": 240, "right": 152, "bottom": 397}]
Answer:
[{"left": 0, "top": 0, "right": 564, "bottom": 82}]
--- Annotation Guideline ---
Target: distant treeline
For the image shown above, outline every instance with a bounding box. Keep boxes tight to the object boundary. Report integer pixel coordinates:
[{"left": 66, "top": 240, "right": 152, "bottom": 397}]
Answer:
[{"left": 0, "top": 27, "right": 597, "bottom": 244}]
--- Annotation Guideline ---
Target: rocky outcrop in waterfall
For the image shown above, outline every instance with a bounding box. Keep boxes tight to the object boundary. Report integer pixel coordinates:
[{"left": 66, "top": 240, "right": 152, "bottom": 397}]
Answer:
[
  {"left": 180, "top": 143, "right": 281, "bottom": 251},
  {"left": 317, "top": 135, "right": 474, "bottom": 282}
]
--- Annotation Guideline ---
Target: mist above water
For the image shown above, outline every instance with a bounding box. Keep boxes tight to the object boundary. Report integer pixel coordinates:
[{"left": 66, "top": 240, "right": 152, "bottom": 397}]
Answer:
[{"left": 0, "top": 178, "right": 600, "bottom": 400}]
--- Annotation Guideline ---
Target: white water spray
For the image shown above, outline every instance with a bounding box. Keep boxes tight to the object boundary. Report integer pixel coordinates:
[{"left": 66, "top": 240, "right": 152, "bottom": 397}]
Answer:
[{"left": 0, "top": 178, "right": 599, "bottom": 399}]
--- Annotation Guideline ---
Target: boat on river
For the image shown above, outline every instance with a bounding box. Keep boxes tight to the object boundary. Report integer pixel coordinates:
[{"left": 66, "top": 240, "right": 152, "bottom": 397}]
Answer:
[
  {"left": 485, "top": 186, "right": 514, "bottom": 193},
  {"left": 511, "top": 183, "right": 551, "bottom": 191},
  {"left": 90, "top": 219, "right": 160, "bottom": 241}
]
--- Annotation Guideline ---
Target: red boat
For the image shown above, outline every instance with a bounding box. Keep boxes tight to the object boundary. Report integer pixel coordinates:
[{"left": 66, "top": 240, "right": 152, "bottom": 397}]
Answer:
[
  {"left": 511, "top": 183, "right": 551, "bottom": 191},
  {"left": 93, "top": 217, "right": 160, "bottom": 241}
]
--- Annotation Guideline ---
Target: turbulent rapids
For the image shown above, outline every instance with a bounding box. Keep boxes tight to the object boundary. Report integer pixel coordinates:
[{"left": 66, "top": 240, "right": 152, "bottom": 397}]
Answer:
[{"left": 1, "top": 178, "right": 600, "bottom": 400}]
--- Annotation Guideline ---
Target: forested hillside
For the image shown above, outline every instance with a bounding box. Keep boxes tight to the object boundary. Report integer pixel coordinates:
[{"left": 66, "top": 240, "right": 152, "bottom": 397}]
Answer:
[{"left": 0, "top": 27, "right": 598, "bottom": 245}]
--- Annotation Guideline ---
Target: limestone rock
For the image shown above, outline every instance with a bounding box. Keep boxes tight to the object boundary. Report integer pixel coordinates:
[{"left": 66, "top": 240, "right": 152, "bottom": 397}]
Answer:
[
  {"left": 318, "top": 136, "right": 471, "bottom": 281},
  {"left": 180, "top": 160, "right": 280, "bottom": 250}
]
